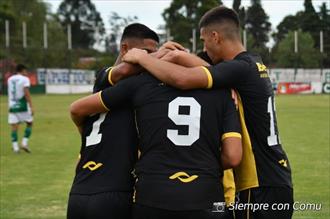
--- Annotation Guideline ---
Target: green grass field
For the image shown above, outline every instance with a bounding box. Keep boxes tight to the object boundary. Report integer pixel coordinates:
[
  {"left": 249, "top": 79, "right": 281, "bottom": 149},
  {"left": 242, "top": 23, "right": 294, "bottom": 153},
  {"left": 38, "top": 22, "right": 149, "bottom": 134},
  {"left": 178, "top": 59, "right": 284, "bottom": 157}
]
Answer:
[{"left": 0, "top": 94, "right": 329, "bottom": 219}]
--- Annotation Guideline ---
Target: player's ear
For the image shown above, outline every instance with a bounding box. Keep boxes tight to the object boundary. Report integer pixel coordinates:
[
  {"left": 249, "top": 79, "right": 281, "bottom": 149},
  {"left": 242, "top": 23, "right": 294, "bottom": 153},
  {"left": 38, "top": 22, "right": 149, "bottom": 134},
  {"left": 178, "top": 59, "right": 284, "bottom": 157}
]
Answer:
[
  {"left": 120, "top": 43, "right": 129, "bottom": 55},
  {"left": 212, "top": 31, "right": 222, "bottom": 44}
]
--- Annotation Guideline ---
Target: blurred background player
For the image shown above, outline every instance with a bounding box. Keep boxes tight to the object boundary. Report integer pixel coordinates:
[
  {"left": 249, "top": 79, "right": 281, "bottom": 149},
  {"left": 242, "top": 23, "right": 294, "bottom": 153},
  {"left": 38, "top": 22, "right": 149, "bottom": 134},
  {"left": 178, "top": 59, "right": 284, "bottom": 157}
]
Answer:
[
  {"left": 7, "top": 64, "right": 33, "bottom": 153},
  {"left": 67, "top": 23, "right": 159, "bottom": 219}
]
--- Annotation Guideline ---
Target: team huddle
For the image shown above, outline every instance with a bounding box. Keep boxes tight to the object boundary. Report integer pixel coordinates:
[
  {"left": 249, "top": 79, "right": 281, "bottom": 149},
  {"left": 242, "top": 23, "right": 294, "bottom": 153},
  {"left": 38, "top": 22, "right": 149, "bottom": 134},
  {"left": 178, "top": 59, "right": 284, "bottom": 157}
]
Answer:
[{"left": 67, "top": 6, "right": 293, "bottom": 219}]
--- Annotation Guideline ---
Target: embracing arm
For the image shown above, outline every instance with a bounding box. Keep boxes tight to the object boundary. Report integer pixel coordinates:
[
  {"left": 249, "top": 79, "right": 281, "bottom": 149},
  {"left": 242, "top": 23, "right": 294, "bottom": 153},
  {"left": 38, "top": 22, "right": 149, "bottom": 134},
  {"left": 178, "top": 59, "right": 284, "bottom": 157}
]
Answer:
[
  {"left": 109, "top": 62, "right": 142, "bottom": 85},
  {"left": 70, "top": 93, "right": 108, "bottom": 134},
  {"left": 221, "top": 137, "right": 242, "bottom": 169},
  {"left": 109, "top": 49, "right": 172, "bottom": 85},
  {"left": 161, "top": 50, "right": 209, "bottom": 67},
  {"left": 122, "top": 49, "right": 211, "bottom": 90}
]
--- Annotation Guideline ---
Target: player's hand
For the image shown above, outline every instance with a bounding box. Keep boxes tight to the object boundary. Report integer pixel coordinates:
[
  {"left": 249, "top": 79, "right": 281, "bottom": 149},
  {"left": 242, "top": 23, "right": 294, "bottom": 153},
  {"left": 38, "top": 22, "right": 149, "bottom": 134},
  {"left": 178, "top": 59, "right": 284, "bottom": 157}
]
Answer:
[
  {"left": 231, "top": 89, "right": 238, "bottom": 110},
  {"left": 160, "top": 41, "right": 186, "bottom": 51},
  {"left": 122, "top": 48, "right": 148, "bottom": 64},
  {"left": 30, "top": 107, "right": 35, "bottom": 116},
  {"left": 161, "top": 50, "right": 187, "bottom": 62},
  {"left": 150, "top": 48, "right": 172, "bottom": 59}
]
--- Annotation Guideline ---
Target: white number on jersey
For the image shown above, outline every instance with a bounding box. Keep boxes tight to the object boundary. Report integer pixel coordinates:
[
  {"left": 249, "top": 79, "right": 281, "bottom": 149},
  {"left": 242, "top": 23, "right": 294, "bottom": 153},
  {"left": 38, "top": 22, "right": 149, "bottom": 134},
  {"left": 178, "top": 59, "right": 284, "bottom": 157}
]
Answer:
[
  {"left": 267, "top": 96, "right": 280, "bottom": 146},
  {"left": 86, "top": 113, "right": 107, "bottom": 147},
  {"left": 167, "top": 97, "right": 201, "bottom": 146}
]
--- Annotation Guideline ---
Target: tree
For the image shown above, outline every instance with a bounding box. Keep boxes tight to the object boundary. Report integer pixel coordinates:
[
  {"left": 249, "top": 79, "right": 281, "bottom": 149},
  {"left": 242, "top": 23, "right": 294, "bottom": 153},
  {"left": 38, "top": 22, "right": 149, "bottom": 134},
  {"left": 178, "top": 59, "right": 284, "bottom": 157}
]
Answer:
[
  {"left": 0, "top": 0, "right": 67, "bottom": 68},
  {"left": 232, "top": 0, "right": 246, "bottom": 29},
  {"left": 245, "top": 0, "right": 271, "bottom": 49},
  {"left": 162, "top": 0, "right": 222, "bottom": 50},
  {"left": 273, "top": 12, "right": 303, "bottom": 43},
  {"left": 105, "top": 12, "right": 138, "bottom": 54},
  {"left": 273, "top": 1, "right": 329, "bottom": 67},
  {"left": 319, "top": 2, "right": 330, "bottom": 67},
  {"left": 301, "top": 0, "right": 321, "bottom": 48},
  {"left": 274, "top": 31, "right": 320, "bottom": 68},
  {"left": 57, "top": 0, "right": 105, "bottom": 49}
]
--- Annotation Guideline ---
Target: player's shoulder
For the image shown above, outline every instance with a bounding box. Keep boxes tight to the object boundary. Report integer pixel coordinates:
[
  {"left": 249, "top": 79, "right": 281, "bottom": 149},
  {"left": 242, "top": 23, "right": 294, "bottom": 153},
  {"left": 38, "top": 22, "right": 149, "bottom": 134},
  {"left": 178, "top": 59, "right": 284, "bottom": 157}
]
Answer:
[
  {"left": 235, "top": 51, "right": 266, "bottom": 72},
  {"left": 22, "top": 74, "right": 30, "bottom": 81},
  {"left": 7, "top": 74, "right": 15, "bottom": 81},
  {"left": 118, "top": 72, "right": 157, "bottom": 86}
]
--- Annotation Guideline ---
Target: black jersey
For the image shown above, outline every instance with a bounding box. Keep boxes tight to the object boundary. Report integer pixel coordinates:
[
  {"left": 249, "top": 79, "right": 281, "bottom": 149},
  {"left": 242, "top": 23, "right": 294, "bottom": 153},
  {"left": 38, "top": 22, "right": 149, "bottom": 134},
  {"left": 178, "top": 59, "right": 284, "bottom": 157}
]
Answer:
[
  {"left": 100, "top": 73, "right": 241, "bottom": 210},
  {"left": 203, "top": 51, "right": 292, "bottom": 191},
  {"left": 70, "top": 68, "right": 138, "bottom": 195}
]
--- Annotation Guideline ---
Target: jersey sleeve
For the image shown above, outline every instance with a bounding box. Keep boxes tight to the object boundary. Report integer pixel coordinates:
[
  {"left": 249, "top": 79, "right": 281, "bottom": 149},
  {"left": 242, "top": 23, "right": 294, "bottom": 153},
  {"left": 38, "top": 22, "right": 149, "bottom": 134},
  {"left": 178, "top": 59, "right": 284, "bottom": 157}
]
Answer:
[
  {"left": 99, "top": 75, "right": 146, "bottom": 109},
  {"left": 23, "top": 77, "right": 30, "bottom": 87},
  {"left": 221, "top": 90, "right": 241, "bottom": 141},
  {"left": 93, "top": 67, "right": 112, "bottom": 93},
  {"left": 203, "top": 60, "right": 249, "bottom": 89}
]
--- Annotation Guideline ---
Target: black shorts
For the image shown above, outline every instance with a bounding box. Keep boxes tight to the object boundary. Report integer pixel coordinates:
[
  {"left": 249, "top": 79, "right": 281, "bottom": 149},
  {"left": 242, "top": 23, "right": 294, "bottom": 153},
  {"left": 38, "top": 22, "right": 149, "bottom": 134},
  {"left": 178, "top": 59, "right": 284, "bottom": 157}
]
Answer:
[
  {"left": 132, "top": 203, "right": 232, "bottom": 219},
  {"left": 235, "top": 186, "right": 294, "bottom": 219},
  {"left": 67, "top": 191, "right": 133, "bottom": 219}
]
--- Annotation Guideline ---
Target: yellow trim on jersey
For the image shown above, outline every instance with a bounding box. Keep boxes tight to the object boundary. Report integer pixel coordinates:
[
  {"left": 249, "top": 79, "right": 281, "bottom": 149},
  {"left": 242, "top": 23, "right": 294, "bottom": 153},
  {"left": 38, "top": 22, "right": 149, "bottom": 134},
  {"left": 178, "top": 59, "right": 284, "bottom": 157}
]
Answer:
[
  {"left": 223, "top": 169, "right": 236, "bottom": 207},
  {"left": 83, "top": 161, "right": 103, "bottom": 171},
  {"left": 234, "top": 94, "right": 259, "bottom": 191},
  {"left": 169, "top": 172, "right": 198, "bottom": 183},
  {"left": 98, "top": 91, "right": 110, "bottom": 111},
  {"left": 201, "top": 66, "right": 213, "bottom": 89},
  {"left": 222, "top": 132, "right": 242, "bottom": 141},
  {"left": 107, "top": 67, "right": 114, "bottom": 85}
]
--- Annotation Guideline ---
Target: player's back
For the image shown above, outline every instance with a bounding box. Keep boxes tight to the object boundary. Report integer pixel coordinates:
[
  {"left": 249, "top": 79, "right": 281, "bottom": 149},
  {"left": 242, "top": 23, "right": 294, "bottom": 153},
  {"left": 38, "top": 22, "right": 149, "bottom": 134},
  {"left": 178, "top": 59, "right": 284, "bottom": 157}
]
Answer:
[
  {"left": 230, "top": 52, "right": 292, "bottom": 190},
  {"left": 131, "top": 74, "right": 240, "bottom": 210},
  {"left": 7, "top": 74, "right": 30, "bottom": 112},
  {"left": 70, "top": 108, "right": 138, "bottom": 195}
]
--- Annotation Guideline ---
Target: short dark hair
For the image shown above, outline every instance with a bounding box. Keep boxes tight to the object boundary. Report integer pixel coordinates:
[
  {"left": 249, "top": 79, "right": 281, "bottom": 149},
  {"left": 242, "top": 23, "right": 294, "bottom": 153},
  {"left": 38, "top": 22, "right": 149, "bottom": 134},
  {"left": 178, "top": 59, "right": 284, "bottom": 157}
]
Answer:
[
  {"left": 199, "top": 6, "right": 240, "bottom": 29},
  {"left": 121, "top": 23, "right": 159, "bottom": 43},
  {"left": 16, "top": 64, "right": 27, "bottom": 72}
]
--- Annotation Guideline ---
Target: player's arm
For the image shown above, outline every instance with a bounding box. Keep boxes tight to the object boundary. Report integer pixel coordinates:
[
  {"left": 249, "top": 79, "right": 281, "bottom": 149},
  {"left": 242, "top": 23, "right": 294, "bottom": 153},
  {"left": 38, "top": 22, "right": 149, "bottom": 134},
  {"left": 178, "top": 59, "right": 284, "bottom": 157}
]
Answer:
[
  {"left": 123, "top": 48, "right": 248, "bottom": 90},
  {"left": 220, "top": 90, "right": 242, "bottom": 169},
  {"left": 23, "top": 81, "right": 33, "bottom": 115},
  {"left": 108, "top": 49, "right": 171, "bottom": 85},
  {"left": 161, "top": 50, "right": 210, "bottom": 67},
  {"left": 221, "top": 137, "right": 242, "bottom": 169},
  {"left": 70, "top": 78, "right": 136, "bottom": 133},
  {"left": 122, "top": 48, "right": 211, "bottom": 90},
  {"left": 70, "top": 93, "right": 108, "bottom": 134},
  {"left": 109, "top": 62, "right": 143, "bottom": 85}
]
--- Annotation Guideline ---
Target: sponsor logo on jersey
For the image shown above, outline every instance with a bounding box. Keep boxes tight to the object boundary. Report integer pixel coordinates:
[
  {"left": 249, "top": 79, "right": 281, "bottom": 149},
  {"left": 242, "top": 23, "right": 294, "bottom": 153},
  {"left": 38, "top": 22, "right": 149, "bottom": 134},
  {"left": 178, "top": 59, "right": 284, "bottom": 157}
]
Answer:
[
  {"left": 83, "top": 161, "right": 103, "bottom": 171},
  {"left": 169, "top": 171, "right": 198, "bottom": 183}
]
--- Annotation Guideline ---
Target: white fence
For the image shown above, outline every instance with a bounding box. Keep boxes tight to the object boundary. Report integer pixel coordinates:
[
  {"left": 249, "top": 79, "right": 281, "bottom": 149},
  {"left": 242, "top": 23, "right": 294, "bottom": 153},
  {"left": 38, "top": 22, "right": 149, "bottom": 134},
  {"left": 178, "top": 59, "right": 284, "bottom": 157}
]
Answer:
[
  {"left": 269, "top": 69, "right": 330, "bottom": 83},
  {"left": 36, "top": 68, "right": 330, "bottom": 94},
  {"left": 37, "top": 68, "right": 94, "bottom": 94},
  {"left": 269, "top": 69, "right": 330, "bottom": 94}
]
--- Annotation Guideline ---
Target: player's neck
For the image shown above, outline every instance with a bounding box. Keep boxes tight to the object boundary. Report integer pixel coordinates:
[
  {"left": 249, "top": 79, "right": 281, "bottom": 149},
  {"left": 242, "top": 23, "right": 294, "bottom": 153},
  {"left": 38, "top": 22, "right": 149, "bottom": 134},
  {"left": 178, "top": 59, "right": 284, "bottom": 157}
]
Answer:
[{"left": 222, "top": 42, "right": 246, "bottom": 61}]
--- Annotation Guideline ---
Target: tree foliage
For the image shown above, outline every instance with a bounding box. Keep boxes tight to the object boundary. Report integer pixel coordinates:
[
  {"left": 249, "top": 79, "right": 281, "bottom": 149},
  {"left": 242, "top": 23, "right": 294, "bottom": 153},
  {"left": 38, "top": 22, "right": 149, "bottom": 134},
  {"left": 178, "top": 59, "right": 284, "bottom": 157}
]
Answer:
[
  {"left": 273, "top": 0, "right": 329, "bottom": 67},
  {"left": 0, "top": 0, "right": 68, "bottom": 68},
  {"left": 232, "top": 0, "right": 246, "bottom": 29},
  {"left": 105, "top": 12, "right": 138, "bottom": 54},
  {"left": 274, "top": 31, "right": 320, "bottom": 68},
  {"left": 162, "top": 0, "right": 222, "bottom": 50},
  {"left": 245, "top": 0, "right": 271, "bottom": 49},
  {"left": 57, "top": 0, "right": 105, "bottom": 49}
]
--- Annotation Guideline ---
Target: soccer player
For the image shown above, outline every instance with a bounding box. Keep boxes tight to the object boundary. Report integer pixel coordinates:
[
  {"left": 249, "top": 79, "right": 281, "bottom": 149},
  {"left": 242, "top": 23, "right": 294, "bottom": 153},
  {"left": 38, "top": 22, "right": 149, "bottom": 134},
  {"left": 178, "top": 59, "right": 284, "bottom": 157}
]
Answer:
[
  {"left": 121, "top": 6, "right": 293, "bottom": 219},
  {"left": 70, "top": 68, "right": 242, "bottom": 219},
  {"left": 67, "top": 23, "right": 159, "bottom": 219},
  {"left": 7, "top": 64, "right": 33, "bottom": 153}
]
